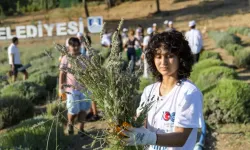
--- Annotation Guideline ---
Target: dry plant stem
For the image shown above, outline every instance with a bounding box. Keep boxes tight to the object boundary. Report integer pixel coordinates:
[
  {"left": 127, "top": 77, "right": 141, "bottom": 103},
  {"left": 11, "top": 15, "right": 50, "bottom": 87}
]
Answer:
[
  {"left": 46, "top": 116, "right": 55, "bottom": 150},
  {"left": 55, "top": 20, "right": 149, "bottom": 150}
]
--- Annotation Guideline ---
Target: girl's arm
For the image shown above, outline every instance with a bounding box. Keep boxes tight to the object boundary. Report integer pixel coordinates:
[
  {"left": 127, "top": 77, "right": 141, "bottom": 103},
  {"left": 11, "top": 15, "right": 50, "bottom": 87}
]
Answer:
[
  {"left": 59, "top": 71, "right": 66, "bottom": 90},
  {"left": 156, "top": 127, "right": 192, "bottom": 147}
]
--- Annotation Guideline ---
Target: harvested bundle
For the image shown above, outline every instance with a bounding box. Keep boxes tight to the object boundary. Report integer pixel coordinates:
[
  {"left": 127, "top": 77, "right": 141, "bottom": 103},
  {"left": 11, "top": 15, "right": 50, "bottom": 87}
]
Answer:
[{"left": 55, "top": 20, "right": 150, "bottom": 150}]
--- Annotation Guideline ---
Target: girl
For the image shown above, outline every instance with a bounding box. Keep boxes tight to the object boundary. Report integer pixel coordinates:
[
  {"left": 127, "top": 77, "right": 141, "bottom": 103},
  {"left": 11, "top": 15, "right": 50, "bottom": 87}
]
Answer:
[
  {"left": 59, "top": 37, "right": 91, "bottom": 136},
  {"left": 124, "top": 29, "right": 141, "bottom": 73},
  {"left": 123, "top": 30, "right": 204, "bottom": 150}
]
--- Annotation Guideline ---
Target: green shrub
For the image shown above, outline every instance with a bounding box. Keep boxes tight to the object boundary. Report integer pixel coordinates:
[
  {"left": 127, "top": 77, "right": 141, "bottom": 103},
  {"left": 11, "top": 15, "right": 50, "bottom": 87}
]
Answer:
[
  {"left": 121, "top": 51, "right": 128, "bottom": 61},
  {"left": 227, "top": 27, "right": 250, "bottom": 36},
  {"left": 0, "top": 96, "right": 34, "bottom": 129},
  {"left": 194, "top": 66, "right": 237, "bottom": 91},
  {"left": 47, "top": 101, "right": 67, "bottom": 124},
  {"left": 59, "top": 0, "right": 79, "bottom": 8},
  {"left": 0, "top": 81, "right": 47, "bottom": 104},
  {"left": 0, "top": 78, "right": 9, "bottom": 90},
  {"left": 191, "top": 59, "right": 225, "bottom": 81},
  {"left": 234, "top": 48, "right": 250, "bottom": 68},
  {"left": 99, "top": 47, "right": 111, "bottom": 60},
  {"left": 0, "top": 116, "right": 70, "bottom": 149},
  {"left": 199, "top": 50, "right": 222, "bottom": 61},
  {"left": 224, "top": 44, "right": 243, "bottom": 56},
  {"left": 204, "top": 79, "right": 250, "bottom": 124},
  {"left": 139, "top": 77, "right": 155, "bottom": 93},
  {"left": 102, "top": 50, "right": 129, "bottom": 71},
  {"left": 208, "top": 31, "right": 241, "bottom": 48},
  {"left": 28, "top": 72, "right": 57, "bottom": 92}
]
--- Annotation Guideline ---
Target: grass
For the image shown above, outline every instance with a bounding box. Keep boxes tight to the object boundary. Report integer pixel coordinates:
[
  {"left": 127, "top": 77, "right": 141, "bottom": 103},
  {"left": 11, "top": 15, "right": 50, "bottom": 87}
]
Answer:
[{"left": 0, "top": 115, "right": 70, "bottom": 149}]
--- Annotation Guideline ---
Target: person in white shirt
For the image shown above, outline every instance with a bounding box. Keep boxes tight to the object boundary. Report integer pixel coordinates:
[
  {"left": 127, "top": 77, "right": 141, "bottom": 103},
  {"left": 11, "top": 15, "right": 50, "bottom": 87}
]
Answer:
[
  {"left": 101, "top": 30, "right": 112, "bottom": 48},
  {"left": 185, "top": 20, "right": 203, "bottom": 63},
  {"left": 122, "top": 28, "right": 129, "bottom": 51},
  {"left": 8, "top": 37, "right": 28, "bottom": 82},
  {"left": 142, "top": 27, "right": 153, "bottom": 78},
  {"left": 76, "top": 32, "right": 86, "bottom": 56},
  {"left": 152, "top": 23, "right": 158, "bottom": 35},
  {"left": 164, "top": 20, "right": 169, "bottom": 31},
  {"left": 135, "top": 28, "right": 143, "bottom": 61},
  {"left": 123, "top": 30, "right": 204, "bottom": 150},
  {"left": 76, "top": 32, "right": 92, "bottom": 57},
  {"left": 166, "top": 21, "right": 176, "bottom": 32},
  {"left": 122, "top": 28, "right": 128, "bottom": 40}
]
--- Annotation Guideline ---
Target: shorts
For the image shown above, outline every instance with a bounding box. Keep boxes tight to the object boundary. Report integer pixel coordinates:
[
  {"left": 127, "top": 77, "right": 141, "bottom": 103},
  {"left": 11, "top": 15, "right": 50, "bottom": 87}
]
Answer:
[
  {"left": 10, "top": 64, "right": 27, "bottom": 76},
  {"left": 66, "top": 90, "right": 91, "bottom": 115}
]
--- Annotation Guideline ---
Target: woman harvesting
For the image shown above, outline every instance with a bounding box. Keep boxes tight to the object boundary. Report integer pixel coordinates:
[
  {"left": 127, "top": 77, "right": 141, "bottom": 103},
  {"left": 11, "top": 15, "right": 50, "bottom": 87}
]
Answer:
[{"left": 123, "top": 30, "right": 204, "bottom": 150}]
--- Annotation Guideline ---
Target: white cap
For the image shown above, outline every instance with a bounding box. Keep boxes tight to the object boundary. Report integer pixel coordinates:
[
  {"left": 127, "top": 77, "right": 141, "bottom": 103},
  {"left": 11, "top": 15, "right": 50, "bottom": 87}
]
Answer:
[
  {"left": 136, "top": 28, "right": 142, "bottom": 33},
  {"left": 153, "top": 23, "right": 157, "bottom": 27},
  {"left": 164, "top": 20, "right": 169, "bottom": 25},
  {"left": 76, "top": 32, "right": 83, "bottom": 37},
  {"left": 168, "top": 21, "right": 173, "bottom": 25},
  {"left": 147, "top": 27, "right": 153, "bottom": 35},
  {"left": 123, "top": 28, "right": 128, "bottom": 32},
  {"left": 189, "top": 20, "right": 196, "bottom": 27}
]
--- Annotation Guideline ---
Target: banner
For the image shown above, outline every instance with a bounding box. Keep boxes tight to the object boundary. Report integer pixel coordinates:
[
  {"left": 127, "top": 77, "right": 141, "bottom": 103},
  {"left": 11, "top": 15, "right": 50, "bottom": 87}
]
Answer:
[{"left": 0, "top": 16, "right": 103, "bottom": 40}]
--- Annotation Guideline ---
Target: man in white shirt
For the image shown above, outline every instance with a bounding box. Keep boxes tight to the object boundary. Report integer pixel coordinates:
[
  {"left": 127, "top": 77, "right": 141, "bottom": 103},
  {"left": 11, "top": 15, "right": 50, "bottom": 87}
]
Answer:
[
  {"left": 164, "top": 20, "right": 169, "bottom": 31},
  {"left": 152, "top": 23, "right": 158, "bottom": 35},
  {"left": 142, "top": 27, "right": 153, "bottom": 78},
  {"left": 8, "top": 37, "right": 28, "bottom": 82},
  {"left": 168, "top": 21, "right": 176, "bottom": 31},
  {"left": 185, "top": 20, "right": 203, "bottom": 62},
  {"left": 101, "top": 30, "right": 112, "bottom": 48}
]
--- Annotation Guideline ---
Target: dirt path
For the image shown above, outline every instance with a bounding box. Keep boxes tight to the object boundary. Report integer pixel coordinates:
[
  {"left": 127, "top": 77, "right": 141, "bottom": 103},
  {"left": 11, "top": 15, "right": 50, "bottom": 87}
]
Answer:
[{"left": 67, "top": 120, "right": 108, "bottom": 150}]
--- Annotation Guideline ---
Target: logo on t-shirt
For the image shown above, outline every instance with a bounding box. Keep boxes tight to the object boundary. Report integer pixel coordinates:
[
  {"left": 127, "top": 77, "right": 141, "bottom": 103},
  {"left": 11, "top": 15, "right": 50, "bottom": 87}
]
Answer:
[{"left": 162, "top": 111, "right": 175, "bottom": 122}]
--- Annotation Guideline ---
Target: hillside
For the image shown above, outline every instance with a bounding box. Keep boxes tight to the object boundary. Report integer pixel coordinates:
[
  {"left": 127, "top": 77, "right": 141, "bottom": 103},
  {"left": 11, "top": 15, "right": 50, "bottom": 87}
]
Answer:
[{"left": 2, "top": 0, "right": 250, "bottom": 31}]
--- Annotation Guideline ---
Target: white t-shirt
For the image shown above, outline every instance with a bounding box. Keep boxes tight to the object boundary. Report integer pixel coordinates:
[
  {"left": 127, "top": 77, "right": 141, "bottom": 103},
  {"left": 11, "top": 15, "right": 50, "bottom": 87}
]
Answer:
[
  {"left": 137, "top": 80, "right": 203, "bottom": 150},
  {"left": 185, "top": 29, "right": 203, "bottom": 55},
  {"left": 143, "top": 35, "right": 151, "bottom": 47},
  {"left": 142, "top": 35, "right": 151, "bottom": 78},
  {"left": 101, "top": 33, "right": 111, "bottom": 46},
  {"left": 8, "top": 43, "right": 21, "bottom": 64},
  {"left": 135, "top": 35, "right": 143, "bottom": 49}
]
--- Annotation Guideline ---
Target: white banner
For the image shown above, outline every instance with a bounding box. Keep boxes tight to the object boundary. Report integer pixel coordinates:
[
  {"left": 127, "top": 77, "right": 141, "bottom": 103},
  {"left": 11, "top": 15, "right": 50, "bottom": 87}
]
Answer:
[{"left": 0, "top": 17, "right": 103, "bottom": 40}]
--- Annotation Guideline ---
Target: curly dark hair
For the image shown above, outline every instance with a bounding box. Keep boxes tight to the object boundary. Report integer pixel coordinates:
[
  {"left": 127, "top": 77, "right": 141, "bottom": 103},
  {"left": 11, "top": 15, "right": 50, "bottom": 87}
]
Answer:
[{"left": 145, "top": 30, "right": 194, "bottom": 81}]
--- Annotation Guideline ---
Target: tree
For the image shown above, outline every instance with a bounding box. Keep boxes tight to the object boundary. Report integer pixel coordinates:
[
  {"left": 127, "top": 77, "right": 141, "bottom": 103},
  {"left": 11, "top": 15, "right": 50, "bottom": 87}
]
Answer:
[
  {"left": 0, "top": 5, "right": 5, "bottom": 24},
  {"left": 83, "top": 0, "right": 89, "bottom": 17},
  {"left": 156, "top": 0, "right": 160, "bottom": 13},
  {"left": 45, "top": 0, "right": 49, "bottom": 11},
  {"left": 106, "top": 0, "right": 115, "bottom": 8}
]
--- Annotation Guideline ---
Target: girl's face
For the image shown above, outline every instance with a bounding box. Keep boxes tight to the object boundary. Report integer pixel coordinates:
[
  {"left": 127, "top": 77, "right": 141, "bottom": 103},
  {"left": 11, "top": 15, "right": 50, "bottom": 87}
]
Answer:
[
  {"left": 154, "top": 47, "right": 179, "bottom": 78},
  {"left": 69, "top": 43, "right": 80, "bottom": 55}
]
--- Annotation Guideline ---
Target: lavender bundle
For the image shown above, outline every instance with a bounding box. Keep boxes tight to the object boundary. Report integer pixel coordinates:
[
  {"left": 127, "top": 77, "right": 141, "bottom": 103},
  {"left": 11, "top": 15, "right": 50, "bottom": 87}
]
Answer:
[{"left": 55, "top": 20, "right": 150, "bottom": 150}]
